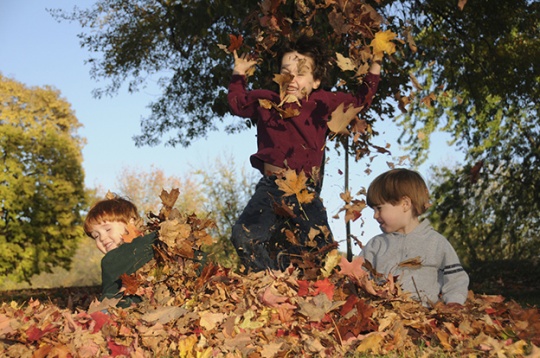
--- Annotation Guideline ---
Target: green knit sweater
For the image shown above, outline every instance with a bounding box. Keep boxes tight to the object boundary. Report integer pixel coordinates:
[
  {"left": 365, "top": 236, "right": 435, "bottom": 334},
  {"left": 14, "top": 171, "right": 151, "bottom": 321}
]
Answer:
[{"left": 100, "top": 232, "right": 157, "bottom": 308}]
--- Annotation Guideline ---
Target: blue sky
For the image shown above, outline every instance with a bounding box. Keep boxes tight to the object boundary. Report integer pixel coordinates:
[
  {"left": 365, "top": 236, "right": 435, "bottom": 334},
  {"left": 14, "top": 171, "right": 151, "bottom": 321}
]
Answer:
[{"left": 0, "top": 0, "right": 461, "bottom": 253}]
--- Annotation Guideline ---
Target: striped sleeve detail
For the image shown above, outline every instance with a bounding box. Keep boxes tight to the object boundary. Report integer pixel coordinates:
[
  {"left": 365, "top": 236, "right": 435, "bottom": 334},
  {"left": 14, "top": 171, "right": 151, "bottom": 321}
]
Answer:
[{"left": 443, "top": 264, "right": 465, "bottom": 275}]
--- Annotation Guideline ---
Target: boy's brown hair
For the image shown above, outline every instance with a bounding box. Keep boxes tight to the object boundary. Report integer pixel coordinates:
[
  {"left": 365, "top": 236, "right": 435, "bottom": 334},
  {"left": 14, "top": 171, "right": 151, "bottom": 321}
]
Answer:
[
  {"left": 366, "top": 169, "right": 430, "bottom": 217},
  {"left": 84, "top": 196, "right": 140, "bottom": 236}
]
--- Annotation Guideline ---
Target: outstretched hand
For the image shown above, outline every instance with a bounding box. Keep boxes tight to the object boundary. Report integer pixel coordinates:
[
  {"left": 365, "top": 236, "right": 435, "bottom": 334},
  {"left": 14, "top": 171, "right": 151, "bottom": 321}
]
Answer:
[{"left": 233, "top": 50, "right": 258, "bottom": 76}]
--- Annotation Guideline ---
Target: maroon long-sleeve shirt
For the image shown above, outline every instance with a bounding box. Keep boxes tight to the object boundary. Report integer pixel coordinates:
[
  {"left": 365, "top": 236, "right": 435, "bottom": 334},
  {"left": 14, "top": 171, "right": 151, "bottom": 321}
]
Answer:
[{"left": 228, "top": 73, "right": 380, "bottom": 178}]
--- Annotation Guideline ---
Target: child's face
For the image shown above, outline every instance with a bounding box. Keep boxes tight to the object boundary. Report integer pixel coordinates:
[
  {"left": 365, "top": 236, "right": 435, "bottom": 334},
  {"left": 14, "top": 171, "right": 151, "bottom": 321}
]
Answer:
[
  {"left": 372, "top": 201, "right": 411, "bottom": 234},
  {"left": 280, "top": 51, "right": 321, "bottom": 100},
  {"left": 90, "top": 221, "right": 127, "bottom": 254}
]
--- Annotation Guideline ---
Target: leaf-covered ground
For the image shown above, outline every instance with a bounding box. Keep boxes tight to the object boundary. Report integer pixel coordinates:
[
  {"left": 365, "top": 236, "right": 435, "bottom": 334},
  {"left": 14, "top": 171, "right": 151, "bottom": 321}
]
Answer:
[{"left": 1, "top": 190, "right": 539, "bottom": 357}]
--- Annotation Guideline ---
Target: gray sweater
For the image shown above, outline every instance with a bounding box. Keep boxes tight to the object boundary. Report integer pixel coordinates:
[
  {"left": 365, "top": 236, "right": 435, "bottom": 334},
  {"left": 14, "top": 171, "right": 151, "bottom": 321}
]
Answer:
[{"left": 360, "top": 220, "right": 469, "bottom": 305}]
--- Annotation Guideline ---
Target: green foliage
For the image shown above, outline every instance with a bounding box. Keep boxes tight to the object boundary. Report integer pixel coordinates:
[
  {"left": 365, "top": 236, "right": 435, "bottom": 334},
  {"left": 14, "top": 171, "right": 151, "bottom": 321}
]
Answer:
[
  {"left": 428, "top": 157, "right": 540, "bottom": 267},
  {"left": 382, "top": 0, "right": 539, "bottom": 158},
  {"left": 0, "top": 74, "right": 87, "bottom": 283},
  {"left": 51, "top": 1, "right": 540, "bottom": 265}
]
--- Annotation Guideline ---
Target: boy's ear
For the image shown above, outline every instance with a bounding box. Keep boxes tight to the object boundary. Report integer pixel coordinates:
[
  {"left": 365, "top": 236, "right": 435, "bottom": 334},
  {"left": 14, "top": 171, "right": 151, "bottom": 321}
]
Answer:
[
  {"left": 401, "top": 196, "right": 412, "bottom": 212},
  {"left": 313, "top": 79, "right": 321, "bottom": 90}
]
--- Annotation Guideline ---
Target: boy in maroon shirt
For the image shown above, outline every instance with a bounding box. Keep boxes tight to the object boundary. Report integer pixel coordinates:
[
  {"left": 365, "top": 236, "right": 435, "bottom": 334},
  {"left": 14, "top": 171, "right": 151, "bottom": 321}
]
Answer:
[{"left": 228, "top": 35, "right": 381, "bottom": 272}]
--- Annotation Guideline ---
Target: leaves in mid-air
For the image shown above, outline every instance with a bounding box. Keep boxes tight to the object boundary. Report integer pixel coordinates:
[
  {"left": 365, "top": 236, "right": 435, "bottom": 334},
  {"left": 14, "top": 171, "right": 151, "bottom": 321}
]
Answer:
[
  {"left": 275, "top": 169, "right": 315, "bottom": 204},
  {"left": 371, "top": 30, "right": 397, "bottom": 61},
  {"left": 327, "top": 103, "right": 365, "bottom": 136}
]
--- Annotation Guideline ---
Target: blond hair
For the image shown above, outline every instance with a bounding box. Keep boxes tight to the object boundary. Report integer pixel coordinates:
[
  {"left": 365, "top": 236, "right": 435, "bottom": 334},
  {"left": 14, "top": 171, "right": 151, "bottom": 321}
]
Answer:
[
  {"left": 366, "top": 169, "right": 430, "bottom": 217},
  {"left": 84, "top": 195, "right": 140, "bottom": 236}
]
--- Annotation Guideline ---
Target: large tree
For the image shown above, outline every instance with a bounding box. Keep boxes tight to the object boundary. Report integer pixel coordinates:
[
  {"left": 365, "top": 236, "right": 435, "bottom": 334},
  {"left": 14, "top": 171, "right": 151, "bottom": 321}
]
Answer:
[
  {"left": 379, "top": 0, "right": 539, "bottom": 266},
  {"left": 53, "top": 0, "right": 539, "bottom": 263},
  {"left": 51, "top": 0, "right": 398, "bottom": 149},
  {"left": 0, "top": 74, "right": 87, "bottom": 283}
]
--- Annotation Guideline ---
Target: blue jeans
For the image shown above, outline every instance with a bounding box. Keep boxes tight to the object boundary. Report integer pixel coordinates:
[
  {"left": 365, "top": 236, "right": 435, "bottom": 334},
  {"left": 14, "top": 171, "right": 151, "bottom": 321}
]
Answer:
[{"left": 231, "top": 175, "right": 335, "bottom": 272}]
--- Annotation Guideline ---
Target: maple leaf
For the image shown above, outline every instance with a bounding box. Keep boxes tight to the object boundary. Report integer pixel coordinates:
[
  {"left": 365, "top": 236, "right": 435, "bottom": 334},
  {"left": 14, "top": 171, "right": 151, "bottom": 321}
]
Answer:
[
  {"left": 339, "top": 256, "right": 368, "bottom": 280},
  {"left": 275, "top": 170, "right": 315, "bottom": 204},
  {"left": 336, "top": 52, "right": 356, "bottom": 72},
  {"left": 328, "top": 103, "right": 364, "bottom": 136},
  {"left": 122, "top": 222, "right": 141, "bottom": 243},
  {"left": 228, "top": 34, "right": 243, "bottom": 53},
  {"left": 297, "top": 294, "right": 345, "bottom": 322},
  {"left": 371, "top": 30, "right": 397, "bottom": 60},
  {"left": 120, "top": 273, "right": 140, "bottom": 295},
  {"left": 26, "top": 324, "right": 57, "bottom": 341},
  {"left": 259, "top": 286, "right": 296, "bottom": 310},
  {"left": 314, "top": 278, "right": 335, "bottom": 300}
]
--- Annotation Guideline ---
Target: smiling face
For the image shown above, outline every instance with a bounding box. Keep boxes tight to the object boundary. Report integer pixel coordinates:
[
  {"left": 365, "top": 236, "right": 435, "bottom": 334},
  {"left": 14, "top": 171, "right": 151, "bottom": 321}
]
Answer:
[
  {"left": 90, "top": 221, "right": 127, "bottom": 254},
  {"left": 280, "top": 51, "right": 321, "bottom": 100},
  {"left": 371, "top": 198, "right": 419, "bottom": 235}
]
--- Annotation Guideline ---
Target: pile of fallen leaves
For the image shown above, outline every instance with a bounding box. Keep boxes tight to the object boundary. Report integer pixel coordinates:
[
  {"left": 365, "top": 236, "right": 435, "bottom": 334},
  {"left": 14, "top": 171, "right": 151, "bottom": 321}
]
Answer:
[{"left": 1, "top": 190, "right": 539, "bottom": 357}]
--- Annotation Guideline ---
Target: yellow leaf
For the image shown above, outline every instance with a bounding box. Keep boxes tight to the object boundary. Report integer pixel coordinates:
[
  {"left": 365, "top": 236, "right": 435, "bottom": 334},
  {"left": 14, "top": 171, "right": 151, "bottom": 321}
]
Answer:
[
  {"left": 328, "top": 103, "right": 364, "bottom": 135},
  {"left": 321, "top": 249, "right": 342, "bottom": 278},
  {"left": 371, "top": 30, "right": 397, "bottom": 60},
  {"left": 355, "top": 332, "right": 385, "bottom": 354}
]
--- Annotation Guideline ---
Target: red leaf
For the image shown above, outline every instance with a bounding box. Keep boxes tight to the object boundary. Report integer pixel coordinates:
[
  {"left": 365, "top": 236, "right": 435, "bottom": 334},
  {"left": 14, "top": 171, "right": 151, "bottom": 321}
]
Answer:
[
  {"left": 108, "top": 339, "right": 132, "bottom": 357},
  {"left": 340, "top": 294, "right": 360, "bottom": 316},
  {"left": 228, "top": 34, "right": 243, "bottom": 53},
  {"left": 297, "top": 280, "right": 310, "bottom": 297},
  {"left": 90, "top": 311, "right": 112, "bottom": 333},
  {"left": 26, "top": 324, "right": 57, "bottom": 342},
  {"left": 313, "top": 278, "right": 335, "bottom": 300}
]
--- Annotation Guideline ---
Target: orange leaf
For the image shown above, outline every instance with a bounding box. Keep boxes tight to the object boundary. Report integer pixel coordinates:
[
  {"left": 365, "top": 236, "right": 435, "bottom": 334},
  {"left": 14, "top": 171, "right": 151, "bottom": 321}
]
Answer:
[
  {"left": 275, "top": 170, "right": 315, "bottom": 204},
  {"left": 122, "top": 222, "right": 141, "bottom": 243}
]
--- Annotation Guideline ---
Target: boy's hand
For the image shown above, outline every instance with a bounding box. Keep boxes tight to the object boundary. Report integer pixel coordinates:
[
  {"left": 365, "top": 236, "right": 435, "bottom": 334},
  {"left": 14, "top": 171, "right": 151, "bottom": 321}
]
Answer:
[{"left": 233, "top": 50, "right": 258, "bottom": 76}]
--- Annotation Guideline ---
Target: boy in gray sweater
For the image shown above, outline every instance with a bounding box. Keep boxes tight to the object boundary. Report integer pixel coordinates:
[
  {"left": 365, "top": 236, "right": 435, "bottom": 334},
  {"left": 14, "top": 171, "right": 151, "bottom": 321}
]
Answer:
[{"left": 360, "top": 169, "right": 469, "bottom": 306}]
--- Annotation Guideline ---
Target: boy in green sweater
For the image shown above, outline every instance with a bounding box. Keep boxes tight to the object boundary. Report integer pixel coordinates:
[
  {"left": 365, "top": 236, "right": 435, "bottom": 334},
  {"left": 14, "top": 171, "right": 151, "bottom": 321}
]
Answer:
[{"left": 84, "top": 195, "right": 156, "bottom": 308}]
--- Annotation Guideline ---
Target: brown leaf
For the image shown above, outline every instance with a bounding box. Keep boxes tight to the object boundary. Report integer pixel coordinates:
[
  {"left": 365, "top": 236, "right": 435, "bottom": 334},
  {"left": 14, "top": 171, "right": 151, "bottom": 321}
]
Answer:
[
  {"left": 398, "top": 256, "right": 423, "bottom": 268},
  {"left": 120, "top": 273, "right": 140, "bottom": 295},
  {"left": 228, "top": 34, "right": 243, "bottom": 53}
]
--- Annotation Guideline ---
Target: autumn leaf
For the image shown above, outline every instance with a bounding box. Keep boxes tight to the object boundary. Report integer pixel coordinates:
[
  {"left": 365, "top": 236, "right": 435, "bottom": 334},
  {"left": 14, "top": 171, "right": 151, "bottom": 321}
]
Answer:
[
  {"left": 273, "top": 73, "right": 294, "bottom": 101},
  {"left": 228, "top": 34, "right": 243, "bottom": 53},
  {"left": 398, "top": 256, "right": 423, "bottom": 269},
  {"left": 297, "top": 294, "right": 345, "bottom": 321},
  {"left": 371, "top": 30, "right": 397, "bottom": 60},
  {"left": 409, "top": 72, "right": 423, "bottom": 91},
  {"left": 259, "top": 286, "right": 296, "bottom": 310},
  {"left": 275, "top": 170, "right": 315, "bottom": 204},
  {"left": 120, "top": 273, "right": 140, "bottom": 295},
  {"left": 328, "top": 103, "right": 364, "bottom": 136},
  {"left": 336, "top": 52, "right": 356, "bottom": 72},
  {"left": 321, "top": 249, "right": 341, "bottom": 278},
  {"left": 122, "top": 222, "right": 142, "bottom": 243}
]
